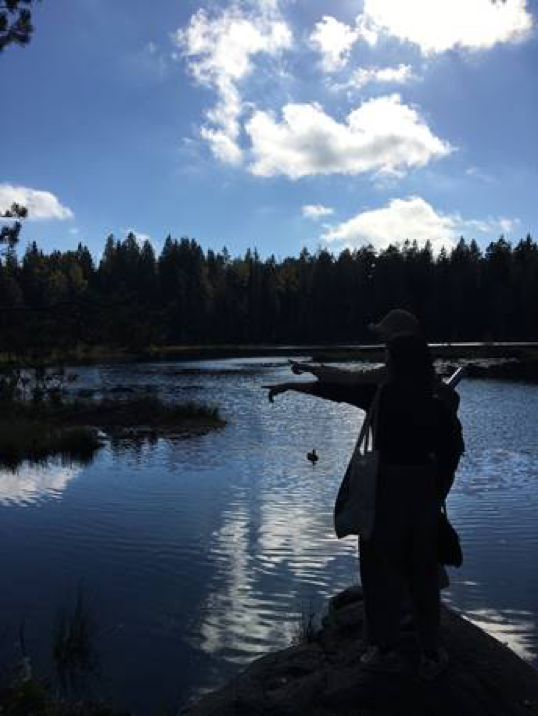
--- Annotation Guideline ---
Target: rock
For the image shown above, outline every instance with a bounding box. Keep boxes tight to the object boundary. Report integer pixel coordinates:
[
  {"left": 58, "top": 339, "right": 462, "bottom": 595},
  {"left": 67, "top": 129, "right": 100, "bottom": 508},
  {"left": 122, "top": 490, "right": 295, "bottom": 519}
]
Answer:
[
  {"left": 328, "top": 584, "right": 364, "bottom": 612},
  {"left": 181, "top": 586, "right": 538, "bottom": 716}
]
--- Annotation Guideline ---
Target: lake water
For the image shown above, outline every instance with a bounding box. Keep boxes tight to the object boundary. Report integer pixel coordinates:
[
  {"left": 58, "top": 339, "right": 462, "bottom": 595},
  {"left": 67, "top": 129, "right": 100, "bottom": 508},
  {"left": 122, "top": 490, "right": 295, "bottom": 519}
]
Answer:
[{"left": 1, "top": 358, "right": 537, "bottom": 713}]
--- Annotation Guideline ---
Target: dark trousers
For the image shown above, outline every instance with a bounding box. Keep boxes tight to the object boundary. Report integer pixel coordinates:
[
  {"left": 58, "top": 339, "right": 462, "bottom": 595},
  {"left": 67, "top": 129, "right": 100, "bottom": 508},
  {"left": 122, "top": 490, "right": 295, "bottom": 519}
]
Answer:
[{"left": 359, "top": 462, "right": 440, "bottom": 653}]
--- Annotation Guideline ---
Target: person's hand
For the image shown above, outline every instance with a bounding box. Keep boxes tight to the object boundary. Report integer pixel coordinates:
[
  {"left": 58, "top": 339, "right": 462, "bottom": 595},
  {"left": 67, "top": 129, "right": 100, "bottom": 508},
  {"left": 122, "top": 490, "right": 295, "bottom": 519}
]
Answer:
[
  {"left": 288, "top": 360, "right": 309, "bottom": 375},
  {"left": 263, "top": 383, "right": 288, "bottom": 403}
]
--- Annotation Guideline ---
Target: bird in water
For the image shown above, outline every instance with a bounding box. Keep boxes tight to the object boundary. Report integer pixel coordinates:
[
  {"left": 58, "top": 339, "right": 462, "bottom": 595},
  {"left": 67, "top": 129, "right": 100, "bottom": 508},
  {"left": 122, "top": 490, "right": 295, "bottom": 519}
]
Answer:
[{"left": 307, "top": 449, "right": 318, "bottom": 466}]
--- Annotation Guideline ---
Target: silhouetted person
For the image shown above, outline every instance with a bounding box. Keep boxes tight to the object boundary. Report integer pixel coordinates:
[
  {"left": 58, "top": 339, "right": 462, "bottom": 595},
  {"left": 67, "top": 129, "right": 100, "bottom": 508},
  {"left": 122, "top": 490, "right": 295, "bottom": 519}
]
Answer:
[
  {"left": 357, "top": 333, "right": 462, "bottom": 678},
  {"left": 265, "top": 323, "right": 464, "bottom": 679}
]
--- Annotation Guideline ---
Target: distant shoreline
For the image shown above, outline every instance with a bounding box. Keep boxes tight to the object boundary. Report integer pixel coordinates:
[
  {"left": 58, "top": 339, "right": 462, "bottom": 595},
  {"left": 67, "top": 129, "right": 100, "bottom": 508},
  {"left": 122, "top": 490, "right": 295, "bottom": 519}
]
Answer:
[{"left": 1, "top": 341, "right": 538, "bottom": 367}]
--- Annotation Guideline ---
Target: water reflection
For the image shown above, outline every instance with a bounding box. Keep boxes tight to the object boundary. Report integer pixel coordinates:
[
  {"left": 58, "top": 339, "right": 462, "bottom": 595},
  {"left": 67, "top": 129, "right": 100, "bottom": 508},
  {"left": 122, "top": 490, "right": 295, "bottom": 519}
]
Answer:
[
  {"left": 461, "top": 607, "right": 536, "bottom": 663},
  {"left": 0, "top": 462, "right": 82, "bottom": 506}
]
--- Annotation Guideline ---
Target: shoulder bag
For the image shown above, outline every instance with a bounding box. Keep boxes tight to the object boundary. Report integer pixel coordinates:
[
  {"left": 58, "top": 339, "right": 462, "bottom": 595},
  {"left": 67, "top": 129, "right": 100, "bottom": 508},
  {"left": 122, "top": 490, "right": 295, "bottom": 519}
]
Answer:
[{"left": 334, "top": 386, "right": 381, "bottom": 540}]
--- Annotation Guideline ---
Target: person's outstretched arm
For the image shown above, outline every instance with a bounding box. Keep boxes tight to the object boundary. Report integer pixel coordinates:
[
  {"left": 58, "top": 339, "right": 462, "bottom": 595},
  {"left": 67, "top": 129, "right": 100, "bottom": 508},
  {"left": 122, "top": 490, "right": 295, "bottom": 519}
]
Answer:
[
  {"left": 288, "top": 360, "right": 386, "bottom": 385},
  {"left": 263, "top": 379, "right": 376, "bottom": 410}
]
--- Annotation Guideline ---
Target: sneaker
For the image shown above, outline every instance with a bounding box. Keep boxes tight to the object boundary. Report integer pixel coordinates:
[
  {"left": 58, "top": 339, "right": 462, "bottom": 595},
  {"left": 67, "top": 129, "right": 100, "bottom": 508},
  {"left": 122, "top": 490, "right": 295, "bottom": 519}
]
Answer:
[
  {"left": 361, "top": 646, "right": 404, "bottom": 673},
  {"left": 419, "top": 647, "right": 449, "bottom": 680}
]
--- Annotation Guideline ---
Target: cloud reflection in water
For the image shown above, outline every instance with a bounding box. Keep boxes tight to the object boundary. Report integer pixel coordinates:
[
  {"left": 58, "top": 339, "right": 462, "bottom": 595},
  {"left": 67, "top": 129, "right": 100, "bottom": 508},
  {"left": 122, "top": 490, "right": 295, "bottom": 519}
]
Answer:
[
  {"left": 0, "top": 463, "right": 82, "bottom": 506},
  {"left": 463, "top": 607, "right": 536, "bottom": 663}
]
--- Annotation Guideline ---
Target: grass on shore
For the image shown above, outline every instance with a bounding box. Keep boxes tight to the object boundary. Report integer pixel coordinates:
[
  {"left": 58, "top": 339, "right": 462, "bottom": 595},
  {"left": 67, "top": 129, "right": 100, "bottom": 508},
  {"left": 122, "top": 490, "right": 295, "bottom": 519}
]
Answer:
[
  {"left": 5, "top": 395, "right": 225, "bottom": 431},
  {"left": 0, "top": 588, "right": 127, "bottom": 716}
]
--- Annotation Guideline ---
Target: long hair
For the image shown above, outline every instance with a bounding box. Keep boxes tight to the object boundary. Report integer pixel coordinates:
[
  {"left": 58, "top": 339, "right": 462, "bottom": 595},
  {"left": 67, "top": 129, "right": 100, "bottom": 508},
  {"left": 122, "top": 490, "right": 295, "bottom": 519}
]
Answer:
[{"left": 385, "top": 332, "right": 434, "bottom": 394}]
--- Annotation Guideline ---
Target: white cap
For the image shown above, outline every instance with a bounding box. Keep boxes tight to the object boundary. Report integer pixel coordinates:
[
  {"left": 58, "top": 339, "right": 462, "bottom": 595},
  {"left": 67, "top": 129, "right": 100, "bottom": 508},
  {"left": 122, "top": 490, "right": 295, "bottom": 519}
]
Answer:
[{"left": 368, "top": 309, "right": 421, "bottom": 340}]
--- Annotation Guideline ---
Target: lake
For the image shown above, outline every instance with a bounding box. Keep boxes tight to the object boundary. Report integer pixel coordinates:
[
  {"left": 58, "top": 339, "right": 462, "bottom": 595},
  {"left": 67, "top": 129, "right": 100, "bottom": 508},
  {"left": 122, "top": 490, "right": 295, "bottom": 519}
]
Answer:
[{"left": 1, "top": 358, "right": 537, "bottom": 714}]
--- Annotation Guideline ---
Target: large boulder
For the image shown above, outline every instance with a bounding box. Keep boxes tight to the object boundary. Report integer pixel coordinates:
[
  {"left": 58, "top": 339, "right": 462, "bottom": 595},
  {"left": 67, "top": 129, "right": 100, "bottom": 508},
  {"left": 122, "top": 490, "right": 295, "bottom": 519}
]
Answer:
[{"left": 181, "top": 585, "right": 538, "bottom": 716}]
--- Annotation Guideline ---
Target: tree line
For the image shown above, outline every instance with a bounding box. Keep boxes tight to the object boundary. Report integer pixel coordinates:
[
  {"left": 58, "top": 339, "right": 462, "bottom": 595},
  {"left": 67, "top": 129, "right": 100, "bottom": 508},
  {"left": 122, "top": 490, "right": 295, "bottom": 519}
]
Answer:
[{"left": 0, "top": 231, "right": 537, "bottom": 354}]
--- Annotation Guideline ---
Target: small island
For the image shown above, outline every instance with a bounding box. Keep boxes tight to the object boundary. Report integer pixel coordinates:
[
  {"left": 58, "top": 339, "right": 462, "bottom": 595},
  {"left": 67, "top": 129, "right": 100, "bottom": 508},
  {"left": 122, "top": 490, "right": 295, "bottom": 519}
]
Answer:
[{"left": 0, "top": 366, "right": 225, "bottom": 468}]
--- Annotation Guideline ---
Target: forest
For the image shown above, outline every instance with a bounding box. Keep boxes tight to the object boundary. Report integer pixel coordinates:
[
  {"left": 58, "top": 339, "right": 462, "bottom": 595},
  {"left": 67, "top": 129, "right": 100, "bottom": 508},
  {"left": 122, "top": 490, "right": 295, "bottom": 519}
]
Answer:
[{"left": 0, "top": 231, "right": 537, "bottom": 354}]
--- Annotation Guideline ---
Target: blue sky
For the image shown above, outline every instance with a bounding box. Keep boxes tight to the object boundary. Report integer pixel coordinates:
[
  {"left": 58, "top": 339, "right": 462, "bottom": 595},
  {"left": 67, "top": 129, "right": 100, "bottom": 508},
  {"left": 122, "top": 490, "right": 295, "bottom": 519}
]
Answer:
[{"left": 1, "top": 0, "right": 537, "bottom": 259}]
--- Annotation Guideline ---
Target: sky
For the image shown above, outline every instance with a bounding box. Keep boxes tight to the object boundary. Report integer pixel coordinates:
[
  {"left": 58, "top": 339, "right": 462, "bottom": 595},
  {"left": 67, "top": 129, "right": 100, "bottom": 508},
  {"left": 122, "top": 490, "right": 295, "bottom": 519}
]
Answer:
[{"left": 1, "top": 0, "right": 538, "bottom": 260}]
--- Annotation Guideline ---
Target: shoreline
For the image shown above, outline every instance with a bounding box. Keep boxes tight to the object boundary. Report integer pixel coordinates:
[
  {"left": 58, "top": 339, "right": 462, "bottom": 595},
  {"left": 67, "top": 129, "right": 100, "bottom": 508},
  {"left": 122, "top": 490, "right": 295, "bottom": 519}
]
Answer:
[
  {"left": 1, "top": 341, "right": 537, "bottom": 364},
  {"left": 2, "top": 342, "right": 538, "bottom": 383}
]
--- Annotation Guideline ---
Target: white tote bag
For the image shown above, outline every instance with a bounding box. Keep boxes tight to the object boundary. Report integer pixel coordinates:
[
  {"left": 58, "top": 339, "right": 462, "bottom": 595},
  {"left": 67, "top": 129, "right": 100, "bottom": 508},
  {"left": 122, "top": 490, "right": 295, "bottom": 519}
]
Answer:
[{"left": 334, "top": 387, "right": 381, "bottom": 540}]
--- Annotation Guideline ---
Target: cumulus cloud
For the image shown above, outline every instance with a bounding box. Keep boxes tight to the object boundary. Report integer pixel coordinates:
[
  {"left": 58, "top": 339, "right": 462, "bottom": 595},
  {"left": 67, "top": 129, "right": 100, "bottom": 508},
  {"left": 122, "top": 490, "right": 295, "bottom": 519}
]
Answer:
[
  {"left": 347, "top": 63, "right": 416, "bottom": 89},
  {"left": 357, "top": 0, "right": 533, "bottom": 55},
  {"left": 322, "top": 196, "right": 519, "bottom": 253},
  {"left": 323, "top": 197, "right": 457, "bottom": 253},
  {"left": 0, "top": 184, "right": 73, "bottom": 221},
  {"left": 175, "top": 1, "right": 292, "bottom": 164},
  {"left": 302, "top": 204, "right": 334, "bottom": 220},
  {"left": 310, "top": 15, "right": 359, "bottom": 72},
  {"left": 246, "top": 94, "right": 451, "bottom": 179}
]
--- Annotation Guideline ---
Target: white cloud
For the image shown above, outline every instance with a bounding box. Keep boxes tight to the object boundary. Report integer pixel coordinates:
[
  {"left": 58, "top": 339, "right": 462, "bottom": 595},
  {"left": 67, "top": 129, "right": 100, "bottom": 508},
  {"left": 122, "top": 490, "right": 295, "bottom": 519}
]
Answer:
[
  {"left": 323, "top": 197, "right": 457, "bottom": 253},
  {"left": 499, "top": 217, "right": 518, "bottom": 234},
  {"left": 347, "top": 63, "right": 416, "bottom": 89},
  {"left": 459, "top": 215, "right": 519, "bottom": 236},
  {"left": 322, "top": 196, "right": 519, "bottom": 253},
  {"left": 465, "top": 165, "right": 495, "bottom": 183},
  {"left": 310, "top": 15, "right": 358, "bottom": 72},
  {"left": 0, "top": 184, "right": 73, "bottom": 221},
  {"left": 357, "top": 0, "right": 533, "bottom": 55},
  {"left": 246, "top": 94, "right": 451, "bottom": 179},
  {"left": 175, "top": 2, "right": 292, "bottom": 164},
  {"left": 302, "top": 204, "right": 334, "bottom": 220}
]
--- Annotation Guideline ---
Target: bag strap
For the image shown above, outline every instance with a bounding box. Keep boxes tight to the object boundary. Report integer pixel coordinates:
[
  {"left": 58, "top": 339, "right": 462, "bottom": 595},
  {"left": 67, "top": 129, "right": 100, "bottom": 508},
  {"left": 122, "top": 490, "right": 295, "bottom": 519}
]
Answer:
[
  {"left": 365, "top": 384, "right": 382, "bottom": 452},
  {"left": 353, "top": 384, "right": 382, "bottom": 457}
]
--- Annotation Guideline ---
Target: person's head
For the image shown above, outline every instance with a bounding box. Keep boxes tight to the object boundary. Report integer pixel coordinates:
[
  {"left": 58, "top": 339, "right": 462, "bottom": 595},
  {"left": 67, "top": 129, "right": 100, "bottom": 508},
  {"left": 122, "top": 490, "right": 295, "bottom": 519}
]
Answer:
[
  {"left": 369, "top": 309, "right": 421, "bottom": 342},
  {"left": 385, "top": 332, "right": 434, "bottom": 392}
]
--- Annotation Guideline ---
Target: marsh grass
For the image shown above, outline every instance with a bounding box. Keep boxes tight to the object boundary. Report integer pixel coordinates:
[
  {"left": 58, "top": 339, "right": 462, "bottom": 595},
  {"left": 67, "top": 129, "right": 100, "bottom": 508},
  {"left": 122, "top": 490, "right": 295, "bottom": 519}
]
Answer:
[
  {"left": 0, "top": 677, "right": 123, "bottom": 715},
  {"left": 0, "top": 392, "right": 224, "bottom": 467},
  {"left": 53, "top": 591, "right": 97, "bottom": 696},
  {"left": 291, "top": 601, "right": 318, "bottom": 646},
  {"left": 79, "top": 395, "right": 224, "bottom": 429},
  {"left": 3, "top": 394, "right": 223, "bottom": 429},
  {"left": 0, "top": 594, "right": 122, "bottom": 715}
]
